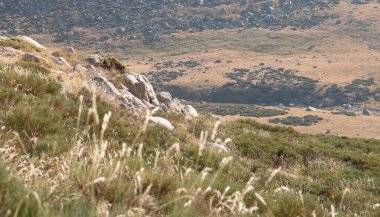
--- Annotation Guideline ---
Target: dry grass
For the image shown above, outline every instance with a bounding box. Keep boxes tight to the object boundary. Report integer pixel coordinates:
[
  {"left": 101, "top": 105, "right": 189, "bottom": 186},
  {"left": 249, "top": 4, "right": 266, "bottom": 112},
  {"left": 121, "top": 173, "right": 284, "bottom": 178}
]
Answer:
[{"left": 0, "top": 38, "right": 380, "bottom": 217}]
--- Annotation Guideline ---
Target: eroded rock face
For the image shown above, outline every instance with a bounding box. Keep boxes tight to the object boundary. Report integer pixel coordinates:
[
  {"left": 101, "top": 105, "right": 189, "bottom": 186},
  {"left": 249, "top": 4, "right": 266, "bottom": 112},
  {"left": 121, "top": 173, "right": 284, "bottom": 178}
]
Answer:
[
  {"left": 93, "top": 76, "right": 121, "bottom": 97},
  {"left": 92, "top": 76, "right": 149, "bottom": 113},
  {"left": 125, "top": 73, "right": 160, "bottom": 106}
]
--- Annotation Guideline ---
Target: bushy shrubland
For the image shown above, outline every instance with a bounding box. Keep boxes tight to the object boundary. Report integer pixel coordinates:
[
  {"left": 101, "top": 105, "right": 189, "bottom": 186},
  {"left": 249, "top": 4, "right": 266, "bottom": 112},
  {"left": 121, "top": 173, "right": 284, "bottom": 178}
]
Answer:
[{"left": 269, "top": 115, "right": 323, "bottom": 126}]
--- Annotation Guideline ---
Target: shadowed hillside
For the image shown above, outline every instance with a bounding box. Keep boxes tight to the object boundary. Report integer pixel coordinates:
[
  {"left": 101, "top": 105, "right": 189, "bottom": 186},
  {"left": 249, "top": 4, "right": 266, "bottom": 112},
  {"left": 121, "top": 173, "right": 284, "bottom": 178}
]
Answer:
[{"left": 0, "top": 0, "right": 339, "bottom": 44}]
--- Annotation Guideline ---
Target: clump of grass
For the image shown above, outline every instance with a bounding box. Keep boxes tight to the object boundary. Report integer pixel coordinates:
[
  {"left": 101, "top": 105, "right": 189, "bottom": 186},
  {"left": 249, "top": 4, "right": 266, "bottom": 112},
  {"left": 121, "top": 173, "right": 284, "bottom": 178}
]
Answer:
[
  {"left": 101, "top": 57, "right": 127, "bottom": 74},
  {"left": 0, "top": 38, "right": 41, "bottom": 52},
  {"left": 15, "top": 61, "right": 50, "bottom": 75},
  {"left": 52, "top": 50, "right": 79, "bottom": 66}
]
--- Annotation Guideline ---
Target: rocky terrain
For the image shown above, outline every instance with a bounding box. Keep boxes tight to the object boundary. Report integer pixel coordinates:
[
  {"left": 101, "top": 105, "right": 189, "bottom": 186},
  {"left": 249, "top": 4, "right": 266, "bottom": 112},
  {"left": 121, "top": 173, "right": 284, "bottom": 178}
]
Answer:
[
  {"left": 0, "top": 35, "right": 199, "bottom": 130},
  {"left": 0, "top": 0, "right": 341, "bottom": 44}
]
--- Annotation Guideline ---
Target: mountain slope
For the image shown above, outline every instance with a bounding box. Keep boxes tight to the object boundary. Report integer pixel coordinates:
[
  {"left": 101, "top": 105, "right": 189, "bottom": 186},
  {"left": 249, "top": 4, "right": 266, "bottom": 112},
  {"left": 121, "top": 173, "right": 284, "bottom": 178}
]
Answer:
[
  {"left": 0, "top": 36, "right": 379, "bottom": 217},
  {"left": 0, "top": 0, "right": 338, "bottom": 44}
]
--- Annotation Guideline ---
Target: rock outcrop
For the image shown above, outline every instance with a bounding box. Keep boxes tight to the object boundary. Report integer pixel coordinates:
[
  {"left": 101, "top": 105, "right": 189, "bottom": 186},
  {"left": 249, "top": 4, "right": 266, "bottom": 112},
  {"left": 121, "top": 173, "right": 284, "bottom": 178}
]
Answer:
[
  {"left": 91, "top": 74, "right": 198, "bottom": 117},
  {"left": 1, "top": 35, "right": 198, "bottom": 119},
  {"left": 16, "top": 35, "right": 46, "bottom": 50},
  {"left": 125, "top": 73, "right": 160, "bottom": 106},
  {"left": 158, "top": 92, "right": 198, "bottom": 118}
]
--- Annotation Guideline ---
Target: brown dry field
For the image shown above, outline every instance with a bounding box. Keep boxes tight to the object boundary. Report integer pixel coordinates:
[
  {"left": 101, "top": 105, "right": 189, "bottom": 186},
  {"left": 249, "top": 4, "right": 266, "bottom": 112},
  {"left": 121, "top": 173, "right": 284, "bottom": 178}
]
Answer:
[
  {"left": 127, "top": 28, "right": 380, "bottom": 88},
  {"left": 217, "top": 107, "right": 380, "bottom": 139}
]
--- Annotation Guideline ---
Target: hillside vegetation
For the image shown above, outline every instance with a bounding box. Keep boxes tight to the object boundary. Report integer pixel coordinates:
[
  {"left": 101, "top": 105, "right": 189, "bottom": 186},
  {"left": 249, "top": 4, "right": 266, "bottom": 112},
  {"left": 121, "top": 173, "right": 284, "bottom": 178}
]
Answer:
[
  {"left": 0, "top": 38, "right": 380, "bottom": 217},
  {"left": 0, "top": 0, "right": 337, "bottom": 42}
]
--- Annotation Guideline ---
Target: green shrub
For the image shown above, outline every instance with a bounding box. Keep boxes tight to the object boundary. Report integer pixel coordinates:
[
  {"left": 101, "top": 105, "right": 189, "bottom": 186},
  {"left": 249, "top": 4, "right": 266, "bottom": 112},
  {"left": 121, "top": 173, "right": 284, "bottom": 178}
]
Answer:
[
  {"left": 269, "top": 115, "right": 323, "bottom": 126},
  {"left": 332, "top": 111, "right": 357, "bottom": 116},
  {"left": 101, "top": 57, "right": 127, "bottom": 74},
  {"left": 15, "top": 61, "right": 50, "bottom": 75},
  {"left": 0, "top": 38, "right": 42, "bottom": 52},
  {"left": 0, "top": 165, "right": 43, "bottom": 217}
]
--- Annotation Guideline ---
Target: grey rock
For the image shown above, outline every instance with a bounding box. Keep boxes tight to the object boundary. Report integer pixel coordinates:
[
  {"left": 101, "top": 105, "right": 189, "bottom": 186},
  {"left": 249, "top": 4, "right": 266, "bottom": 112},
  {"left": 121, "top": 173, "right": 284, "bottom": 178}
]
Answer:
[
  {"left": 85, "top": 55, "right": 101, "bottom": 65},
  {"left": 92, "top": 76, "right": 121, "bottom": 97},
  {"left": 52, "top": 56, "right": 71, "bottom": 67},
  {"left": 206, "top": 142, "right": 229, "bottom": 152},
  {"left": 73, "top": 64, "right": 89, "bottom": 73},
  {"left": 0, "top": 47, "right": 24, "bottom": 57},
  {"left": 149, "top": 116, "right": 174, "bottom": 130},
  {"left": 125, "top": 73, "right": 159, "bottom": 106},
  {"left": 157, "top": 91, "right": 172, "bottom": 104},
  {"left": 306, "top": 106, "right": 317, "bottom": 111},
  {"left": 63, "top": 47, "right": 76, "bottom": 53},
  {"left": 22, "top": 53, "right": 42, "bottom": 63},
  {"left": 362, "top": 109, "right": 373, "bottom": 116}
]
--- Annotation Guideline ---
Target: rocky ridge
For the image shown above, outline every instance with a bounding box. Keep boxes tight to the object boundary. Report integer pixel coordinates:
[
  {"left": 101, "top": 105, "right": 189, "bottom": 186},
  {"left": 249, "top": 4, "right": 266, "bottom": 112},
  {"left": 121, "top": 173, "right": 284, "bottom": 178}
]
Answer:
[{"left": 0, "top": 35, "right": 198, "bottom": 129}]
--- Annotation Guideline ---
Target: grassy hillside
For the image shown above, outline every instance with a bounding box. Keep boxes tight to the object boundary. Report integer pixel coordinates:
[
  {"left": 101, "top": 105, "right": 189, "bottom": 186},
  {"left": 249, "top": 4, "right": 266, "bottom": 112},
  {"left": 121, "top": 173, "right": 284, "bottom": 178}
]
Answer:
[{"left": 0, "top": 63, "right": 379, "bottom": 216}]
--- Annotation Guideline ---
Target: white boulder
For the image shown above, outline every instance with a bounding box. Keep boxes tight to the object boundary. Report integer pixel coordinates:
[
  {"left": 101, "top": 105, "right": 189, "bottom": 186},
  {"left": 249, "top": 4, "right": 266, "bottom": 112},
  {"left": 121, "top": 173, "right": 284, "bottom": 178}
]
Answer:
[
  {"left": 16, "top": 36, "right": 46, "bottom": 50},
  {"left": 306, "top": 106, "right": 317, "bottom": 111},
  {"left": 149, "top": 117, "right": 174, "bottom": 130}
]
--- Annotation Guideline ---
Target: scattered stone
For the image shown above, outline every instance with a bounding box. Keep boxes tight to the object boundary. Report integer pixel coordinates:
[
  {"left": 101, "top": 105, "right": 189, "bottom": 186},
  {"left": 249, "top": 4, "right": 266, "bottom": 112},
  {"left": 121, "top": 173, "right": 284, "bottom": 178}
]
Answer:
[
  {"left": 63, "top": 47, "right": 76, "bottom": 53},
  {"left": 157, "top": 91, "right": 172, "bottom": 104},
  {"left": 206, "top": 142, "right": 229, "bottom": 152},
  {"left": 22, "top": 53, "right": 42, "bottom": 63},
  {"left": 362, "top": 109, "right": 372, "bottom": 116},
  {"left": 149, "top": 116, "right": 174, "bottom": 130},
  {"left": 306, "top": 106, "right": 317, "bottom": 111},
  {"left": 85, "top": 55, "right": 101, "bottom": 65},
  {"left": 0, "top": 47, "right": 24, "bottom": 57},
  {"left": 73, "top": 64, "right": 89, "bottom": 73},
  {"left": 52, "top": 56, "right": 71, "bottom": 67},
  {"left": 342, "top": 104, "right": 352, "bottom": 109}
]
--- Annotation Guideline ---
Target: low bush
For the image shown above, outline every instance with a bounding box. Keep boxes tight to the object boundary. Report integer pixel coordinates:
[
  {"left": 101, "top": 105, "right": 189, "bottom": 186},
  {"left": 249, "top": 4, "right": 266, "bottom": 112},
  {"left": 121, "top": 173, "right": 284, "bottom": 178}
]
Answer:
[
  {"left": 15, "top": 61, "right": 50, "bottom": 75},
  {"left": 101, "top": 57, "right": 127, "bottom": 74},
  {"left": 269, "top": 115, "right": 323, "bottom": 126}
]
